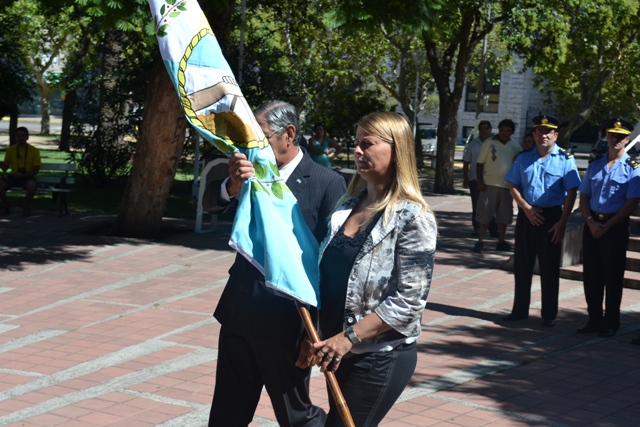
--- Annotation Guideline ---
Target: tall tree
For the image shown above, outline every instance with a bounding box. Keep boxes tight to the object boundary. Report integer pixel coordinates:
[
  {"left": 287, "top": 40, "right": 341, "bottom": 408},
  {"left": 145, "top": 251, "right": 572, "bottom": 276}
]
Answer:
[
  {"left": 4, "top": 0, "right": 80, "bottom": 135},
  {"left": 502, "top": 0, "right": 640, "bottom": 145},
  {"left": 59, "top": 7, "right": 96, "bottom": 152},
  {"left": 329, "top": 0, "right": 512, "bottom": 193},
  {"left": 113, "top": 0, "right": 236, "bottom": 237}
]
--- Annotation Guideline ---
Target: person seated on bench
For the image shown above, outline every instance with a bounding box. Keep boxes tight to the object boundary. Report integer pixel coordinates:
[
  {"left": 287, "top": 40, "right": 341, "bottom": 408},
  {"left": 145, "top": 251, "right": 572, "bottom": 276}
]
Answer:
[{"left": 0, "top": 127, "right": 41, "bottom": 216}]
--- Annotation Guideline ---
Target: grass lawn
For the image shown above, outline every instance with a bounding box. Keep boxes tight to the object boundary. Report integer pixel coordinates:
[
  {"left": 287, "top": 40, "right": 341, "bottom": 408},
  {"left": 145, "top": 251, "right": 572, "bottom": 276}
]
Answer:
[
  {"left": 1, "top": 148, "right": 197, "bottom": 219},
  {"left": 2, "top": 146, "right": 464, "bottom": 218}
]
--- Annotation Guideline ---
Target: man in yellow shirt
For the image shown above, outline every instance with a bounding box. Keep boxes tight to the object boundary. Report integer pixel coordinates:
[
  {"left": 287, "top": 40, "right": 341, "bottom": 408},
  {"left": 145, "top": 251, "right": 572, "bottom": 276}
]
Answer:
[
  {"left": 473, "top": 119, "right": 521, "bottom": 252},
  {"left": 0, "top": 127, "right": 41, "bottom": 215}
]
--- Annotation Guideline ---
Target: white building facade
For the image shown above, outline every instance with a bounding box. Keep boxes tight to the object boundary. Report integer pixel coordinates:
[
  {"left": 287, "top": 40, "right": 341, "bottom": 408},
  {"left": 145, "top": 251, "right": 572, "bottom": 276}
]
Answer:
[{"left": 419, "top": 60, "right": 556, "bottom": 147}]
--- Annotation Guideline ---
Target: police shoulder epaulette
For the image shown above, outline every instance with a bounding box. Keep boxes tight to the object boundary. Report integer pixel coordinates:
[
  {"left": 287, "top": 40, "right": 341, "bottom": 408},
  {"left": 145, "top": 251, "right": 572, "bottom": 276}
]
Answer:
[
  {"left": 558, "top": 147, "right": 573, "bottom": 159},
  {"left": 626, "top": 157, "right": 640, "bottom": 169},
  {"left": 589, "top": 153, "right": 603, "bottom": 163}
]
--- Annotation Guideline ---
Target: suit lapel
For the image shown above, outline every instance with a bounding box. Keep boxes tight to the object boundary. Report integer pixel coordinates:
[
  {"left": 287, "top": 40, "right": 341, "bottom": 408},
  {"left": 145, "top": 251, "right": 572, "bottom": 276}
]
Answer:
[{"left": 286, "top": 153, "right": 313, "bottom": 199}]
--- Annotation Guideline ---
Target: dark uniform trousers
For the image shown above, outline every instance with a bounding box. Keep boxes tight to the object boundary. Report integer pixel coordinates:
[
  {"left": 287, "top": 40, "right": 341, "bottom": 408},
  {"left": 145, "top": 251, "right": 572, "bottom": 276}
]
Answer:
[
  {"left": 512, "top": 206, "right": 562, "bottom": 320},
  {"left": 582, "top": 215, "right": 629, "bottom": 331}
]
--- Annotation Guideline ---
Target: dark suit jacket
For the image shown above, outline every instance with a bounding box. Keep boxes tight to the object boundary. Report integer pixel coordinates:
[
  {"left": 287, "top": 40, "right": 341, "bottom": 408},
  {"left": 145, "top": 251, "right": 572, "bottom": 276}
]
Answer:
[{"left": 214, "top": 150, "right": 347, "bottom": 348}]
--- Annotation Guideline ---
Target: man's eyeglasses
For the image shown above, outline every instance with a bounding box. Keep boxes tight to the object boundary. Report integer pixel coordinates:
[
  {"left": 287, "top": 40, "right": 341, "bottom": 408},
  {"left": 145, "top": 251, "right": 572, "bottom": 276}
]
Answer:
[{"left": 265, "top": 126, "right": 284, "bottom": 140}]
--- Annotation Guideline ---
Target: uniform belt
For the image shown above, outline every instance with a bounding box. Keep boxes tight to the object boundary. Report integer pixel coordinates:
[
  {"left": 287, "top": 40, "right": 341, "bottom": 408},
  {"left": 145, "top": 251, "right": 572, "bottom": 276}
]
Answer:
[
  {"left": 591, "top": 211, "right": 614, "bottom": 222},
  {"left": 532, "top": 206, "right": 562, "bottom": 211}
]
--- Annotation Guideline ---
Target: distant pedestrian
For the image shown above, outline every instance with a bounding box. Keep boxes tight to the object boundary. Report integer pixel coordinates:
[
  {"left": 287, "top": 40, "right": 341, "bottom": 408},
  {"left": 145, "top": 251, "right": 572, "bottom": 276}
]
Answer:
[
  {"left": 578, "top": 117, "right": 640, "bottom": 338},
  {"left": 462, "top": 120, "right": 497, "bottom": 237},
  {"left": 522, "top": 133, "right": 534, "bottom": 151},
  {"left": 473, "top": 119, "right": 521, "bottom": 252},
  {"left": 0, "top": 127, "right": 41, "bottom": 216},
  {"left": 503, "top": 115, "right": 580, "bottom": 326},
  {"left": 308, "top": 122, "right": 342, "bottom": 168}
]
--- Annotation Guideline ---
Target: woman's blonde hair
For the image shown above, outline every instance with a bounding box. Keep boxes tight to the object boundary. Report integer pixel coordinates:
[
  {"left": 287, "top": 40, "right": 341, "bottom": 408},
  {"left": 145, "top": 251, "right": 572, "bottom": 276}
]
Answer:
[{"left": 337, "top": 112, "right": 432, "bottom": 221}]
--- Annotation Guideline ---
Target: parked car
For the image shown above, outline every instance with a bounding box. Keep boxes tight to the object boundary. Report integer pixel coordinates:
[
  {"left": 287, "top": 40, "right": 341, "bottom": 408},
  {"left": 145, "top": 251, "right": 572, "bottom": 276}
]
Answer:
[
  {"left": 420, "top": 127, "right": 438, "bottom": 155},
  {"left": 591, "top": 136, "right": 639, "bottom": 160}
]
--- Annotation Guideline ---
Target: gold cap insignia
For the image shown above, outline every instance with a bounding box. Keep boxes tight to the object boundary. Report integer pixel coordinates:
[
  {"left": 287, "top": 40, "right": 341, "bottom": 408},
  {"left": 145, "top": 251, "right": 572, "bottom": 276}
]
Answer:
[{"left": 542, "top": 117, "right": 549, "bottom": 125}]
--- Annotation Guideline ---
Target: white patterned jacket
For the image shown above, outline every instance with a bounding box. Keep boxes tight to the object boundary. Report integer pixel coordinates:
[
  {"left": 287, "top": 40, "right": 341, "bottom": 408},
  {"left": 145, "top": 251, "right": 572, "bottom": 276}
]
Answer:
[{"left": 319, "top": 195, "right": 437, "bottom": 347}]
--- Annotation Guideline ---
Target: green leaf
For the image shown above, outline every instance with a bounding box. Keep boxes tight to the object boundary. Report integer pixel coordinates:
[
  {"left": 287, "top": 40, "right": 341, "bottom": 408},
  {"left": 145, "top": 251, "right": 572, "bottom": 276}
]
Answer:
[
  {"left": 269, "top": 161, "right": 280, "bottom": 177},
  {"left": 169, "top": 12, "right": 180, "bottom": 17},
  {"left": 254, "top": 161, "right": 268, "bottom": 180},
  {"left": 167, "top": 0, "right": 177, "bottom": 5},
  {"left": 271, "top": 182, "right": 284, "bottom": 199},
  {"left": 160, "top": 4, "right": 165, "bottom": 15},
  {"left": 178, "top": 4, "right": 187, "bottom": 11},
  {"left": 251, "top": 180, "right": 265, "bottom": 194}
]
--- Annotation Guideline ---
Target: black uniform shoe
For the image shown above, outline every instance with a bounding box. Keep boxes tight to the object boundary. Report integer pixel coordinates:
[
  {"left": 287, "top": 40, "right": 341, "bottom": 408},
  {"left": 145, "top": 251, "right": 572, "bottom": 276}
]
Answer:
[
  {"left": 598, "top": 328, "right": 615, "bottom": 338},
  {"left": 496, "top": 241, "right": 512, "bottom": 251},
  {"left": 473, "top": 241, "right": 483, "bottom": 253},
  {"left": 577, "top": 323, "right": 599, "bottom": 334},
  {"left": 503, "top": 313, "right": 528, "bottom": 322},
  {"left": 542, "top": 319, "right": 556, "bottom": 327}
]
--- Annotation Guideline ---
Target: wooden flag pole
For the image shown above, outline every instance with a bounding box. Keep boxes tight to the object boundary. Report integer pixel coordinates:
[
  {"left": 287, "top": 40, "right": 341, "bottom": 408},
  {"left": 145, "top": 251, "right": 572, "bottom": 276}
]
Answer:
[{"left": 296, "top": 301, "right": 355, "bottom": 427}]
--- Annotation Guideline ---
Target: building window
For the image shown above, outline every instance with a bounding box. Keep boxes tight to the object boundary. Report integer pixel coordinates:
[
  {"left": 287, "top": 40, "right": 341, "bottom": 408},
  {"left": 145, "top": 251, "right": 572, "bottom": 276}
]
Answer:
[{"left": 465, "top": 69, "right": 500, "bottom": 113}]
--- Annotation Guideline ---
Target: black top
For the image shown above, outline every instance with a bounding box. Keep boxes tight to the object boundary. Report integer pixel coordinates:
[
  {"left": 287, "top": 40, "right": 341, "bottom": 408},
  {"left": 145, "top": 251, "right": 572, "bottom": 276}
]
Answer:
[{"left": 319, "top": 213, "right": 380, "bottom": 339}]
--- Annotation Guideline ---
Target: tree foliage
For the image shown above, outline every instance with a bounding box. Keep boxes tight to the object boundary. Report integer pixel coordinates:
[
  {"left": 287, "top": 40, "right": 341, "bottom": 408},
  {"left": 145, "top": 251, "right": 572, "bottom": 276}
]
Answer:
[
  {"left": 3, "top": 0, "right": 81, "bottom": 134},
  {"left": 217, "top": 0, "right": 393, "bottom": 141},
  {"left": 502, "top": 0, "right": 640, "bottom": 143},
  {"left": 328, "top": 0, "right": 512, "bottom": 193},
  {"left": 0, "top": 11, "right": 35, "bottom": 144}
]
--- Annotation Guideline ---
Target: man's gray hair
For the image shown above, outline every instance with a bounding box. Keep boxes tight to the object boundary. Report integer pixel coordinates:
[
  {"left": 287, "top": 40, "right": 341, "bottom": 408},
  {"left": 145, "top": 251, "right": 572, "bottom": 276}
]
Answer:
[{"left": 253, "top": 100, "right": 299, "bottom": 144}]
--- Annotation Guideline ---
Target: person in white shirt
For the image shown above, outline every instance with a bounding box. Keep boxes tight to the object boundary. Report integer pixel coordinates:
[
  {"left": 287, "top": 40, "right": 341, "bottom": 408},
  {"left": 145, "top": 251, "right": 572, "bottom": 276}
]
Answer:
[{"left": 462, "top": 120, "right": 497, "bottom": 237}]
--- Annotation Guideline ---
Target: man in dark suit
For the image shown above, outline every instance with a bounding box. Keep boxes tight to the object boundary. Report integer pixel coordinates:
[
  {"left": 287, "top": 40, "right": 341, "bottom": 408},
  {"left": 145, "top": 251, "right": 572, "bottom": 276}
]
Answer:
[{"left": 208, "top": 100, "right": 346, "bottom": 426}]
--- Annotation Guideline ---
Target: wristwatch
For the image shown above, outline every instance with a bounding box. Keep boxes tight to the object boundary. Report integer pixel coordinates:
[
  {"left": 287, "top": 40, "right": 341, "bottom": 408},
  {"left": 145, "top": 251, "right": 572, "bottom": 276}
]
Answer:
[{"left": 345, "top": 326, "right": 361, "bottom": 345}]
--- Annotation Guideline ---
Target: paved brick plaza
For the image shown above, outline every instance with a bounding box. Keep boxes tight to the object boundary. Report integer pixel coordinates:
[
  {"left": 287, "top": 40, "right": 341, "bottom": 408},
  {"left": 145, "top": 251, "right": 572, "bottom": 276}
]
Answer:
[{"left": 1, "top": 194, "right": 640, "bottom": 426}]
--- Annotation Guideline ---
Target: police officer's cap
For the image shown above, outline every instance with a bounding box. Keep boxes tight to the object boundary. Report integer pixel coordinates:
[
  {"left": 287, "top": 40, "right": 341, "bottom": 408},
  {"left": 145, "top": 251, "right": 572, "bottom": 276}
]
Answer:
[
  {"left": 532, "top": 115, "right": 560, "bottom": 129},
  {"left": 604, "top": 117, "right": 633, "bottom": 136}
]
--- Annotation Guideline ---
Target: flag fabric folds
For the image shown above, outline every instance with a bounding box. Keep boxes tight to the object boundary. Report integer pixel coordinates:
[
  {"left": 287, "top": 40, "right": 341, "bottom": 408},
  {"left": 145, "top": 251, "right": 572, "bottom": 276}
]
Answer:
[{"left": 147, "top": 0, "right": 321, "bottom": 307}]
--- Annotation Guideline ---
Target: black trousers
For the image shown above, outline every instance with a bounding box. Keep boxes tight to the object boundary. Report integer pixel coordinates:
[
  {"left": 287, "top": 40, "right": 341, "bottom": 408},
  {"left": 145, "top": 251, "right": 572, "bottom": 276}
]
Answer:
[
  {"left": 511, "top": 207, "right": 562, "bottom": 320},
  {"left": 208, "top": 327, "right": 326, "bottom": 427},
  {"left": 325, "top": 342, "right": 417, "bottom": 427},
  {"left": 582, "top": 217, "right": 629, "bottom": 331}
]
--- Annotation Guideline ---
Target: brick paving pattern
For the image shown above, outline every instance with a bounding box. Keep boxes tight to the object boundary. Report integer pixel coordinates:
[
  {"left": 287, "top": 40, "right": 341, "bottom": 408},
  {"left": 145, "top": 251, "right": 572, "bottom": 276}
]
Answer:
[{"left": 1, "top": 193, "right": 640, "bottom": 426}]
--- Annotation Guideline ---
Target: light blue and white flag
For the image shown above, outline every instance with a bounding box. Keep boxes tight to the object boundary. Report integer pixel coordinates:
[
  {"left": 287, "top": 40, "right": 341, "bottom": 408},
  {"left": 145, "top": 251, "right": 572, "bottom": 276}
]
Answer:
[{"left": 147, "top": 0, "right": 320, "bottom": 306}]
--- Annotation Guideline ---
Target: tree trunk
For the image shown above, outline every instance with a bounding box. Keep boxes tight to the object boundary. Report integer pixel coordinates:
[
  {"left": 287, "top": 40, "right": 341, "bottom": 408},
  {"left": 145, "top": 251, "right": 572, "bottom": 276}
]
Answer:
[
  {"left": 8, "top": 103, "right": 19, "bottom": 146},
  {"left": 433, "top": 100, "right": 459, "bottom": 194},
  {"left": 112, "top": 55, "right": 187, "bottom": 238},
  {"left": 39, "top": 83, "right": 51, "bottom": 135},
  {"left": 96, "top": 29, "right": 127, "bottom": 145},
  {"left": 422, "top": 7, "right": 488, "bottom": 194},
  {"left": 60, "top": 19, "right": 94, "bottom": 152},
  {"left": 112, "top": 0, "right": 236, "bottom": 238},
  {"left": 59, "top": 89, "right": 76, "bottom": 151}
]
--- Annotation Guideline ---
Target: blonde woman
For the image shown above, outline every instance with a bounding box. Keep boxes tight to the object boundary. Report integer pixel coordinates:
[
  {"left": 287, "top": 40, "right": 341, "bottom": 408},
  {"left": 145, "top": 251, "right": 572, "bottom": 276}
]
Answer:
[{"left": 297, "top": 112, "right": 437, "bottom": 426}]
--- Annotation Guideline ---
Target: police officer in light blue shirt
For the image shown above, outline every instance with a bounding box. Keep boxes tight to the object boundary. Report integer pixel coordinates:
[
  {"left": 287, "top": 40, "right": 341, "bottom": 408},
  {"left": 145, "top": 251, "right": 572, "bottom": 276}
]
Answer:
[
  {"left": 578, "top": 117, "right": 640, "bottom": 338},
  {"left": 503, "top": 115, "right": 581, "bottom": 327}
]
